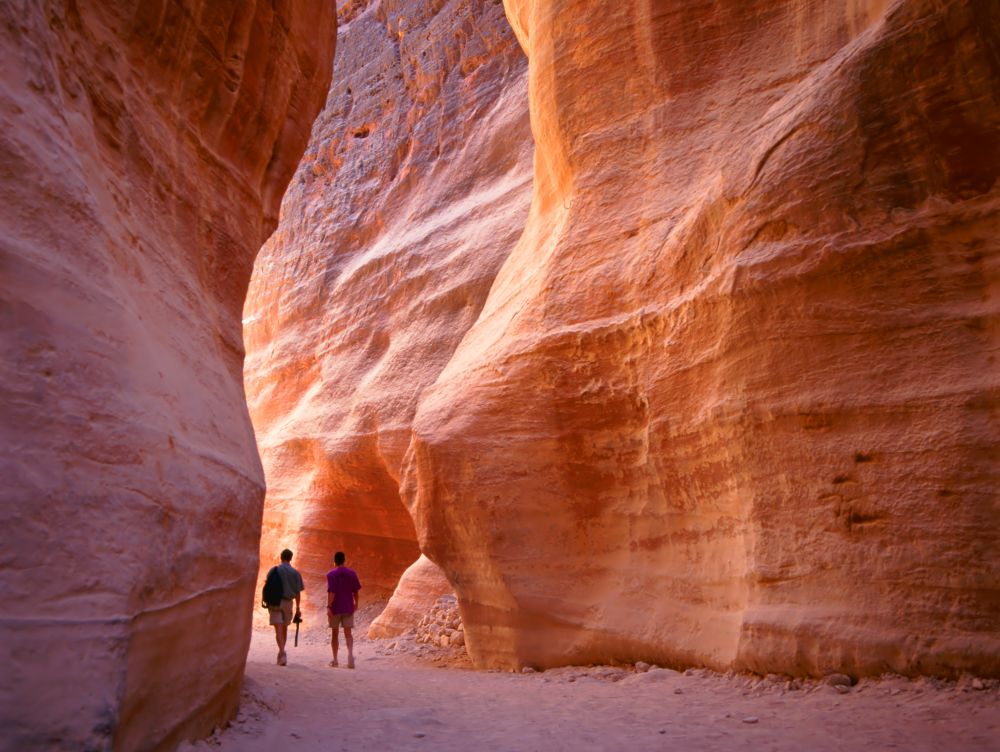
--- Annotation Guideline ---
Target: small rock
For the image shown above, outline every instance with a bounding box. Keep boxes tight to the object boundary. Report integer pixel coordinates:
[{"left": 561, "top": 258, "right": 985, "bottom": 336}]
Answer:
[
  {"left": 835, "top": 685, "right": 850, "bottom": 694},
  {"left": 450, "top": 632, "right": 465, "bottom": 647},
  {"left": 522, "top": 666, "right": 537, "bottom": 674},
  {"left": 742, "top": 716, "right": 759, "bottom": 724},
  {"left": 823, "top": 673, "right": 853, "bottom": 688},
  {"left": 636, "top": 661, "right": 651, "bottom": 673},
  {"left": 658, "top": 730, "right": 666, "bottom": 735},
  {"left": 589, "top": 666, "right": 628, "bottom": 682},
  {"left": 684, "top": 668, "right": 698, "bottom": 677},
  {"left": 673, "top": 688, "right": 683, "bottom": 695},
  {"left": 972, "top": 678, "right": 985, "bottom": 690},
  {"left": 414, "top": 732, "right": 426, "bottom": 739},
  {"left": 624, "top": 668, "right": 676, "bottom": 685}
]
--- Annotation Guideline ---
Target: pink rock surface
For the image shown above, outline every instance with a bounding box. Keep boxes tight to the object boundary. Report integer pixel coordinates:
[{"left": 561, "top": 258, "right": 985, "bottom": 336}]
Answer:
[
  {"left": 368, "top": 554, "right": 455, "bottom": 638},
  {"left": 405, "top": 0, "right": 1000, "bottom": 674},
  {"left": 245, "top": 0, "right": 531, "bottom": 619},
  {"left": 0, "top": 1, "right": 334, "bottom": 748}
]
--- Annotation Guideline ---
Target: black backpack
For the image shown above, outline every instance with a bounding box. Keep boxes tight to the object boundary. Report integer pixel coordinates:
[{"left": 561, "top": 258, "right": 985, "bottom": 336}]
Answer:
[{"left": 261, "top": 566, "right": 284, "bottom": 608}]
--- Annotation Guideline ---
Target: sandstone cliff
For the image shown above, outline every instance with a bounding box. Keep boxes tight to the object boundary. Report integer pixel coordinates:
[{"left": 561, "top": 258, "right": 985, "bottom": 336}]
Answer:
[
  {"left": 0, "top": 2, "right": 334, "bottom": 748},
  {"left": 405, "top": 0, "right": 1000, "bottom": 675},
  {"left": 245, "top": 0, "right": 531, "bottom": 616}
]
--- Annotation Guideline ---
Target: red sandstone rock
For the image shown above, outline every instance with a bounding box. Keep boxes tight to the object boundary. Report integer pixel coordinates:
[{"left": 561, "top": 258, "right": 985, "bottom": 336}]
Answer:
[
  {"left": 0, "top": 2, "right": 334, "bottom": 748},
  {"left": 368, "top": 554, "right": 455, "bottom": 638},
  {"left": 405, "top": 0, "right": 1000, "bottom": 675},
  {"left": 245, "top": 0, "right": 531, "bottom": 619}
]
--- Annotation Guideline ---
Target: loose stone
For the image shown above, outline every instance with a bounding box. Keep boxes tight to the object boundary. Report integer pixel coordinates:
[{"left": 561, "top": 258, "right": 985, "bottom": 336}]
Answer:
[{"left": 823, "top": 673, "right": 853, "bottom": 687}]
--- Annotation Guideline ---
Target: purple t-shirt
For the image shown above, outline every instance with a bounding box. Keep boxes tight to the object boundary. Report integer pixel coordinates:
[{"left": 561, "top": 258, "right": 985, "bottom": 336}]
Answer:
[{"left": 327, "top": 566, "right": 361, "bottom": 614}]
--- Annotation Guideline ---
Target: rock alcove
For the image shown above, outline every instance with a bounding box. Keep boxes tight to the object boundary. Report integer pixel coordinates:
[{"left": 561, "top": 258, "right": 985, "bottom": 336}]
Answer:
[{"left": 2, "top": 0, "right": 998, "bottom": 749}]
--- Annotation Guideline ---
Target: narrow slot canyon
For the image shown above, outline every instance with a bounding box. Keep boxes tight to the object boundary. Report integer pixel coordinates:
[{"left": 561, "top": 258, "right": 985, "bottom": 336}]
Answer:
[{"left": 1, "top": 1, "right": 998, "bottom": 750}]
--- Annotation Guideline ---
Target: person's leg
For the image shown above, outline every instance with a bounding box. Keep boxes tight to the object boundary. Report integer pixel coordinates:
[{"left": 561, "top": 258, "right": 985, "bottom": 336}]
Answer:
[
  {"left": 344, "top": 626, "right": 354, "bottom": 669},
  {"left": 330, "top": 623, "right": 340, "bottom": 666},
  {"left": 278, "top": 624, "right": 288, "bottom": 652},
  {"left": 270, "top": 607, "right": 283, "bottom": 663},
  {"left": 277, "top": 600, "right": 291, "bottom": 664}
]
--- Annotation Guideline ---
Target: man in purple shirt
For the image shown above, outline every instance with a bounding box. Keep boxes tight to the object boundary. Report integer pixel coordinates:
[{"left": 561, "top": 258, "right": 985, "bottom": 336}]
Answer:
[{"left": 326, "top": 550, "right": 361, "bottom": 669}]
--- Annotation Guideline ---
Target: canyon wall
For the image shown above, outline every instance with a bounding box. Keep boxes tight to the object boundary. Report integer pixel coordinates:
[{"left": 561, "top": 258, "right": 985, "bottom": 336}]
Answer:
[
  {"left": 405, "top": 0, "right": 1000, "bottom": 675},
  {"left": 0, "top": 2, "right": 334, "bottom": 749},
  {"left": 245, "top": 0, "right": 531, "bottom": 616}
]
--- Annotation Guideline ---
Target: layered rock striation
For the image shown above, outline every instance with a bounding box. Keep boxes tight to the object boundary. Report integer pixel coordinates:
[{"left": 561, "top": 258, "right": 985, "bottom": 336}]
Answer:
[
  {"left": 245, "top": 0, "right": 532, "bottom": 616},
  {"left": 405, "top": 0, "right": 1000, "bottom": 675},
  {"left": 0, "top": 2, "right": 334, "bottom": 748}
]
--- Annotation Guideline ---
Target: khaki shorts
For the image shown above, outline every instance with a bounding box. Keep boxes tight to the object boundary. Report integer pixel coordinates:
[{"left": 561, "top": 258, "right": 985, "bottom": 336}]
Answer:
[
  {"left": 269, "top": 599, "right": 293, "bottom": 626},
  {"left": 328, "top": 611, "right": 354, "bottom": 629}
]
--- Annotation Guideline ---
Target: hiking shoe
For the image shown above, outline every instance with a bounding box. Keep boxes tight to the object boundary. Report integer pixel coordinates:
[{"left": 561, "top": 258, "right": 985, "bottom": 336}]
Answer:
[
  {"left": 347, "top": 657, "right": 355, "bottom": 669},
  {"left": 278, "top": 651, "right": 287, "bottom": 666}
]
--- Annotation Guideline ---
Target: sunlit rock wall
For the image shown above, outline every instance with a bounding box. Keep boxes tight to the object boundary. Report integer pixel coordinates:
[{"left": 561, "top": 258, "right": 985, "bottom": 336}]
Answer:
[
  {"left": 405, "top": 0, "right": 1000, "bottom": 676},
  {"left": 0, "top": 2, "right": 334, "bottom": 748},
  {"left": 245, "top": 0, "right": 532, "bottom": 615}
]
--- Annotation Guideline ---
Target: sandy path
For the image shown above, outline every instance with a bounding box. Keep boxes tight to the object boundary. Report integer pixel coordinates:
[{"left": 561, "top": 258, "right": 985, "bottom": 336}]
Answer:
[{"left": 183, "top": 627, "right": 1000, "bottom": 752}]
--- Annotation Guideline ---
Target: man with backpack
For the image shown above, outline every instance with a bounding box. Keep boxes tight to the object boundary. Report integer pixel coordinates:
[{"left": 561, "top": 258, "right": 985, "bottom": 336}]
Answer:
[
  {"left": 326, "top": 551, "right": 361, "bottom": 669},
  {"left": 262, "top": 549, "right": 304, "bottom": 666}
]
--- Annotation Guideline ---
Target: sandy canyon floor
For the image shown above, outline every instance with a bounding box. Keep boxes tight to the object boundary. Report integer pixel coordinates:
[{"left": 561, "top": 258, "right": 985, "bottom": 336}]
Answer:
[{"left": 181, "top": 610, "right": 1000, "bottom": 752}]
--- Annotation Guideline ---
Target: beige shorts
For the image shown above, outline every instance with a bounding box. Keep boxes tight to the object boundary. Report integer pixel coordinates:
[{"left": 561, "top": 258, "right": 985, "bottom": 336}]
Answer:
[
  {"left": 328, "top": 611, "right": 354, "bottom": 629},
  {"left": 269, "top": 599, "right": 293, "bottom": 626}
]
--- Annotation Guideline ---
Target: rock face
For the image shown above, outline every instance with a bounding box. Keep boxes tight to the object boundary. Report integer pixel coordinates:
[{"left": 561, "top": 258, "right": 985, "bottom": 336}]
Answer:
[
  {"left": 0, "top": 2, "right": 334, "bottom": 749},
  {"left": 245, "top": 0, "right": 531, "bottom": 616},
  {"left": 404, "top": 0, "right": 1000, "bottom": 676},
  {"left": 369, "top": 554, "right": 455, "bottom": 638}
]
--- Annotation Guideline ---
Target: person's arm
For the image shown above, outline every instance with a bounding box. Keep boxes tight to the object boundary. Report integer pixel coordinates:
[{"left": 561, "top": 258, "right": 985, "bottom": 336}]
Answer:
[
  {"left": 295, "top": 574, "right": 304, "bottom": 615},
  {"left": 353, "top": 575, "right": 361, "bottom": 611}
]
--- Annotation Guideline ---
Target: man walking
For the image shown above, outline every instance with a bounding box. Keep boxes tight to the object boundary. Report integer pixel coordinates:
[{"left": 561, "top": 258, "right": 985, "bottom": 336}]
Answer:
[
  {"left": 269, "top": 548, "right": 304, "bottom": 666},
  {"left": 327, "top": 551, "right": 361, "bottom": 668}
]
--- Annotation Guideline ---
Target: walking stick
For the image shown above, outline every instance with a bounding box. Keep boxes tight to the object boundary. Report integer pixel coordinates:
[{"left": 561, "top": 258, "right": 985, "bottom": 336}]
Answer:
[{"left": 293, "top": 611, "right": 302, "bottom": 647}]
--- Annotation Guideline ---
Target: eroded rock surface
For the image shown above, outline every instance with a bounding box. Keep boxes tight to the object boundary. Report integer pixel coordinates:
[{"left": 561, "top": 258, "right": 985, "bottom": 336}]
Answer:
[
  {"left": 0, "top": 2, "right": 334, "bottom": 748},
  {"left": 245, "top": 0, "right": 531, "bottom": 616},
  {"left": 369, "top": 554, "right": 455, "bottom": 638},
  {"left": 405, "top": 0, "right": 1000, "bottom": 675}
]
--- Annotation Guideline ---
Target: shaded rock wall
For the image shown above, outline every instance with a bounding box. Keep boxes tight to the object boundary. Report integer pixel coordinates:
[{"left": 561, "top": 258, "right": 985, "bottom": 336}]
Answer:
[
  {"left": 245, "top": 0, "right": 531, "bottom": 615},
  {"left": 369, "top": 554, "right": 454, "bottom": 638},
  {"left": 405, "top": 0, "right": 1000, "bottom": 675},
  {"left": 0, "top": 2, "right": 334, "bottom": 748}
]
